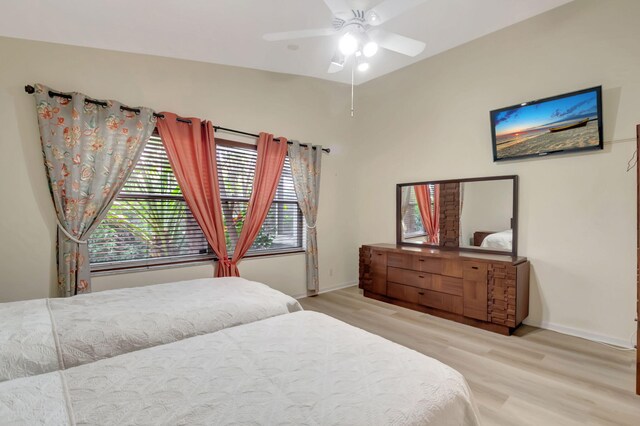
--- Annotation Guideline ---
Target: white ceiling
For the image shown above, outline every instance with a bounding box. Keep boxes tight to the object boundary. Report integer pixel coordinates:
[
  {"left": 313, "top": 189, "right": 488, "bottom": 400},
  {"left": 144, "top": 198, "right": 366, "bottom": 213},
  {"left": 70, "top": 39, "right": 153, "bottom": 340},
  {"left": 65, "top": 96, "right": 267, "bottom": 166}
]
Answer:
[{"left": 0, "top": 0, "right": 573, "bottom": 85}]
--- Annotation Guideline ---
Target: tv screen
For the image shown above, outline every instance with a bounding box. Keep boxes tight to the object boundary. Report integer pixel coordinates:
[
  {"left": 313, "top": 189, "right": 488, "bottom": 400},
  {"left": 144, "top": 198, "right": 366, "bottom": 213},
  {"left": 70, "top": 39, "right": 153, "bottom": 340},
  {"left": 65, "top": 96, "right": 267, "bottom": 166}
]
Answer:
[{"left": 491, "top": 86, "right": 603, "bottom": 161}]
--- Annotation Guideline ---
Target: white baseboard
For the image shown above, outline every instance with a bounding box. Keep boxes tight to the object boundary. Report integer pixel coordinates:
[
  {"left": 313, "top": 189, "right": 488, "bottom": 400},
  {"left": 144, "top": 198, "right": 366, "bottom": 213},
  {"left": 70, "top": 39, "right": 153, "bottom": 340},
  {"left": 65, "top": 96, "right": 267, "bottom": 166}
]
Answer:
[
  {"left": 523, "top": 319, "right": 634, "bottom": 349},
  {"left": 293, "top": 281, "right": 357, "bottom": 300}
]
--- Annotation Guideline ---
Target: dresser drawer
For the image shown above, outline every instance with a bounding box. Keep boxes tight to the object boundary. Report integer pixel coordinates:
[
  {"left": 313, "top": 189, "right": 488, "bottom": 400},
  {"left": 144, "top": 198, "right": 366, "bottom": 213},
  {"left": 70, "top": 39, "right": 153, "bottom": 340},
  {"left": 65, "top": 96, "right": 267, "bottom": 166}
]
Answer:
[
  {"left": 386, "top": 282, "right": 422, "bottom": 304},
  {"left": 463, "top": 260, "right": 488, "bottom": 281},
  {"left": 387, "top": 267, "right": 431, "bottom": 289},
  {"left": 442, "top": 260, "right": 463, "bottom": 278},
  {"left": 415, "top": 256, "right": 442, "bottom": 274},
  {"left": 386, "top": 282, "right": 463, "bottom": 315},
  {"left": 387, "top": 252, "right": 441, "bottom": 273},
  {"left": 420, "top": 289, "right": 463, "bottom": 315},
  {"left": 387, "top": 252, "right": 416, "bottom": 269},
  {"left": 429, "top": 275, "right": 463, "bottom": 296}
]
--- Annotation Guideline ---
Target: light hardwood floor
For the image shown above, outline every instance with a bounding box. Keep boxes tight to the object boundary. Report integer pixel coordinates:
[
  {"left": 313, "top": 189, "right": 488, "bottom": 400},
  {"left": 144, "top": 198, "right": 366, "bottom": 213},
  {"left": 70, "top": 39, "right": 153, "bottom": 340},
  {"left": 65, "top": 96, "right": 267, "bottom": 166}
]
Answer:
[{"left": 299, "top": 286, "right": 640, "bottom": 426}]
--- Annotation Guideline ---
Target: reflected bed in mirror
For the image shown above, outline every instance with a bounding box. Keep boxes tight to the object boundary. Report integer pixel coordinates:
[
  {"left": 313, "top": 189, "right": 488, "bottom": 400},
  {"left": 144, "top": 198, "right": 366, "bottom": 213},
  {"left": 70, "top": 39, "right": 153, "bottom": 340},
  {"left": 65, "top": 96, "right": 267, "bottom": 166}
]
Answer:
[{"left": 396, "top": 175, "right": 518, "bottom": 256}]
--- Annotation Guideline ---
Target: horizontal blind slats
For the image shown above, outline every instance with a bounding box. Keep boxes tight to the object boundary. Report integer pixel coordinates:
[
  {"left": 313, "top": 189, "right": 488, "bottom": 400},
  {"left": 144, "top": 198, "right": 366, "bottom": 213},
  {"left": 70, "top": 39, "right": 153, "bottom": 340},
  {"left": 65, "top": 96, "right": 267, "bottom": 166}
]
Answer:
[
  {"left": 90, "top": 136, "right": 304, "bottom": 268},
  {"left": 89, "top": 136, "right": 210, "bottom": 265}
]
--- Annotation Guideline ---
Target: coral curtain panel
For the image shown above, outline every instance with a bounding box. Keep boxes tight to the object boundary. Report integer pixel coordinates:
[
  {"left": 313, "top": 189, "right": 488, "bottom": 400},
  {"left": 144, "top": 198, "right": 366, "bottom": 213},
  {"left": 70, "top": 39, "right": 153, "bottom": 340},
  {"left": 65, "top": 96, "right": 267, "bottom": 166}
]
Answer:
[
  {"left": 228, "top": 133, "right": 288, "bottom": 276},
  {"left": 33, "top": 84, "right": 156, "bottom": 296},
  {"left": 156, "top": 113, "right": 230, "bottom": 277},
  {"left": 415, "top": 184, "right": 441, "bottom": 244},
  {"left": 288, "top": 141, "right": 322, "bottom": 294}
]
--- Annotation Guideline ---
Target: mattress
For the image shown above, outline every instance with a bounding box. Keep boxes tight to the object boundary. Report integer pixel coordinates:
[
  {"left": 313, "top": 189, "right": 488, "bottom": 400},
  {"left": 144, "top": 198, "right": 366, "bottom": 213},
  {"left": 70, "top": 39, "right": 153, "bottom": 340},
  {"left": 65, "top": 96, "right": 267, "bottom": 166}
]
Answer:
[
  {"left": 0, "top": 311, "right": 480, "bottom": 426},
  {"left": 0, "top": 277, "right": 301, "bottom": 382}
]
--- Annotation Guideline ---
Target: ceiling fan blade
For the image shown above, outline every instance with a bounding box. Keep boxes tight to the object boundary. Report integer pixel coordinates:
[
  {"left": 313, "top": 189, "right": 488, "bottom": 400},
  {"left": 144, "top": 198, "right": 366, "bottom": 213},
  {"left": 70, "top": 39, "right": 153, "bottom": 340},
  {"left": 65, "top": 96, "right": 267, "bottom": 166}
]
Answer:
[
  {"left": 263, "top": 28, "right": 336, "bottom": 41},
  {"left": 322, "top": 0, "right": 352, "bottom": 17},
  {"left": 367, "top": 0, "right": 429, "bottom": 26},
  {"left": 369, "top": 29, "right": 426, "bottom": 57}
]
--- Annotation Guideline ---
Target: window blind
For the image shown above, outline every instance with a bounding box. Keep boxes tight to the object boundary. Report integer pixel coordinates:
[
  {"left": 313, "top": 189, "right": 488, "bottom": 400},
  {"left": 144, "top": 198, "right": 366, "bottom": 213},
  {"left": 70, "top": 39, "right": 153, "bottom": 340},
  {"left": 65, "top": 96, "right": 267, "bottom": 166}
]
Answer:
[
  {"left": 89, "top": 137, "right": 304, "bottom": 271},
  {"left": 89, "top": 136, "right": 214, "bottom": 269},
  {"left": 217, "top": 143, "right": 304, "bottom": 255}
]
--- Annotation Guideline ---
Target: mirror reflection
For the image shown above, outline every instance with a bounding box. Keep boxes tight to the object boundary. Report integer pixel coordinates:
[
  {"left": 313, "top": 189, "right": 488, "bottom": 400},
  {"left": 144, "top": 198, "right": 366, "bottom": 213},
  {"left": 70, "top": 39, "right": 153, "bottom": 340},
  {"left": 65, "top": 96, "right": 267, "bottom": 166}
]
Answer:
[
  {"left": 459, "top": 180, "right": 513, "bottom": 252},
  {"left": 400, "top": 184, "right": 440, "bottom": 244},
  {"left": 398, "top": 177, "right": 515, "bottom": 254}
]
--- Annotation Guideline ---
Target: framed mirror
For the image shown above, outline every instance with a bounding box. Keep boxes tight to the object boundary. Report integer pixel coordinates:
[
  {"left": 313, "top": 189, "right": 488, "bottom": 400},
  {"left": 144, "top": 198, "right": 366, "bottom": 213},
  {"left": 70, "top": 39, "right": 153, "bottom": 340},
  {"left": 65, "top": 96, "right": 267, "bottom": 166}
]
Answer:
[{"left": 396, "top": 175, "right": 518, "bottom": 256}]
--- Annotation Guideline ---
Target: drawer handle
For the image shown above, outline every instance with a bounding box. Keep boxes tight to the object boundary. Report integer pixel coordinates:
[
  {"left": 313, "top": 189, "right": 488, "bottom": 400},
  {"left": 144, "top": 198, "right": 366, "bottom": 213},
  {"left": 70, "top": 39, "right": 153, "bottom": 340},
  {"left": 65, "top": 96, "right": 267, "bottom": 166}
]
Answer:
[
  {"left": 418, "top": 291, "right": 425, "bottom": 295},
  {"left": 376, "top": 253, "right": 383, "bottom": 256},
  {"left": 418, "top": 259, "right": 425, "bottom": 262},
  {"left": 471, "top": 266, "right": 479, "bottom": 270},
  {"left": 418, "top": 275, "right": 425, "bottom": 278}
]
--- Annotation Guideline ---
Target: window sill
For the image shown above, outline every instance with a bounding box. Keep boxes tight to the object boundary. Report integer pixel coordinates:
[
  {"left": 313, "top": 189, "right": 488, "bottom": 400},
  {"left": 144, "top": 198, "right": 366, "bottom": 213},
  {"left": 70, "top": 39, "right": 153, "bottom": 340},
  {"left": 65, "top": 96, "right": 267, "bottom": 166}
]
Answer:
[
  {"left": 404, "top": 232, "right": 428, "bottom": 238},
  {"left": 90, "top": 249, "right": 305, "bottom": 277}
]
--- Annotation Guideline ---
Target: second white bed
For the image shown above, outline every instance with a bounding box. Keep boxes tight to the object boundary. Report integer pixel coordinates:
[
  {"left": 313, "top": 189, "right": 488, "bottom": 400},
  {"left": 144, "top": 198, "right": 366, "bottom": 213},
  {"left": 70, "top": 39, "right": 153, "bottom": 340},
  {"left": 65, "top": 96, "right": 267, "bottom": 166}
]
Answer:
[{"left": 0, "top": 277, "right": 301, "bottom": 382}]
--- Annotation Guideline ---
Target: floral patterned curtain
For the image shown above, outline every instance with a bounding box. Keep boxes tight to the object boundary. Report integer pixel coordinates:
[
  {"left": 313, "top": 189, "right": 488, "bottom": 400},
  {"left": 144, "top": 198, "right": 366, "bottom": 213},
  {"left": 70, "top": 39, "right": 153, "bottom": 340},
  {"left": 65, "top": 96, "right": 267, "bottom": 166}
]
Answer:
[
  {"left": 288, "top": 141, "right": 322, "bottom": 294},
  {"left": 33, "top": 84, "right": 156, "bottom": 296}
]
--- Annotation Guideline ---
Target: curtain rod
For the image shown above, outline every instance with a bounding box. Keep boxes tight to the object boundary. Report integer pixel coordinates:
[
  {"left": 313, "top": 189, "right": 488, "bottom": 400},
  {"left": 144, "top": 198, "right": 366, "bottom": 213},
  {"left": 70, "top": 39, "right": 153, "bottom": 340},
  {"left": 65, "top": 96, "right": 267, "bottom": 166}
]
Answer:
[{"left": 24, "top": 85, "right": 330, "bottom": 153}]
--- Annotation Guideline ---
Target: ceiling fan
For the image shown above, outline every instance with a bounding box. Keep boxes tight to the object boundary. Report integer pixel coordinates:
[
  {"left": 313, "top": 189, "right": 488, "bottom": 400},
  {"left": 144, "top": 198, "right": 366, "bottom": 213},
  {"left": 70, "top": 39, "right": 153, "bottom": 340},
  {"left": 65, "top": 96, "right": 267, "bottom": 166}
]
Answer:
[{"left": 263, "top": 0, "right": 428, "bottom": 74}]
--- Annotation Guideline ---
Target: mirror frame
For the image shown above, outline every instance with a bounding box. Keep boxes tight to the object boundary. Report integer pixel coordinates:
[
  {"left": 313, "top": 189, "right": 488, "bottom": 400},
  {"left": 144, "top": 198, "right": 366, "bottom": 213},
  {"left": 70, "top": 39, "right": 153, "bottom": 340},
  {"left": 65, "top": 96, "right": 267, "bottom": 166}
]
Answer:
[{"left": 396, "top": 175, "right": 519, "bottom": 256}]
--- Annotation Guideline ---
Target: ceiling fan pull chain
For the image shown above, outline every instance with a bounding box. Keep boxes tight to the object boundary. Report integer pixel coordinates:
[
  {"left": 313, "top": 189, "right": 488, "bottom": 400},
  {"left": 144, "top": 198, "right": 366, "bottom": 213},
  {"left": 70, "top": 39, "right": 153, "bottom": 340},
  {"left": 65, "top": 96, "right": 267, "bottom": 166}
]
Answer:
[{"left": 351, "top": 62, "right": 355, "bottom": 118}]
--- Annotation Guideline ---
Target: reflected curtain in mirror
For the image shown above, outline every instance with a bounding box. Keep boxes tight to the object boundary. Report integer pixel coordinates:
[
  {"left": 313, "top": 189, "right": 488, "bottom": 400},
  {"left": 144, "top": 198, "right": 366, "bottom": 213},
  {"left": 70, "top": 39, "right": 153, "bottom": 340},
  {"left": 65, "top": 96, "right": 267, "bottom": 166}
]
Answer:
[{"left": 415, "top": 184, "right": 440, "bottom": 244}]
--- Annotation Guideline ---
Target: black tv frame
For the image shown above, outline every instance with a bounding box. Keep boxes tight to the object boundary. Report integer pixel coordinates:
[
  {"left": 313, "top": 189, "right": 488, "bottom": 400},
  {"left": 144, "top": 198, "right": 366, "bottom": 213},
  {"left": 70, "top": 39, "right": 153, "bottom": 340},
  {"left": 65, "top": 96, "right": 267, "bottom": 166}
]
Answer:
[{"left": 490, "top": 86, "right": 603, "bottom": 162}]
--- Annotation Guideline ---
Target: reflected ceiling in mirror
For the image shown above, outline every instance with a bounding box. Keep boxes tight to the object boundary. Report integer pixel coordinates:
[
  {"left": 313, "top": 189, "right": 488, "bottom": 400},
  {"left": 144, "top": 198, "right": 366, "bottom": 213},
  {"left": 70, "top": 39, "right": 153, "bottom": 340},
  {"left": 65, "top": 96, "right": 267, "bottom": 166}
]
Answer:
[{"left": 396, "top": 176, "right": 518, "bottom": 256}]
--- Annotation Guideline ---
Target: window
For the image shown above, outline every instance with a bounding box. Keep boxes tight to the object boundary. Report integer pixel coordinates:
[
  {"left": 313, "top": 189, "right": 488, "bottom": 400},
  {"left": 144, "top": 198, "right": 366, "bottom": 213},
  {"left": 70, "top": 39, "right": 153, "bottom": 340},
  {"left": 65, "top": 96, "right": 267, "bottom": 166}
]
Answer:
[
  {"left": 217, "top": 141, "right": 304, "bottom": 255},
  {"left": 89, "top": 136, "right": 304, "bottom": 272},
  {"left": 89, "top": 136, "right": 214, "bottom": 270},
  {"left": 402, "top": 184, "right": 436, "bottom": 239},
  {"left": 402, "top": 186, "right": 425, "bottom": 237}
]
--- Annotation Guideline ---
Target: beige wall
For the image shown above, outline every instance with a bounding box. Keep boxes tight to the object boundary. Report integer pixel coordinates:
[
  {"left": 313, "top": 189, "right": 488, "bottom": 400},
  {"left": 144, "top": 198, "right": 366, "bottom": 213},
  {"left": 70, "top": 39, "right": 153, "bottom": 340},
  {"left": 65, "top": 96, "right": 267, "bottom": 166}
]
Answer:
[
  {"left": 354, "top": 0, "right": 640, "bottom": 346},
  {"left": 0, "top": 37, "right": 359, "bottom": 302}
]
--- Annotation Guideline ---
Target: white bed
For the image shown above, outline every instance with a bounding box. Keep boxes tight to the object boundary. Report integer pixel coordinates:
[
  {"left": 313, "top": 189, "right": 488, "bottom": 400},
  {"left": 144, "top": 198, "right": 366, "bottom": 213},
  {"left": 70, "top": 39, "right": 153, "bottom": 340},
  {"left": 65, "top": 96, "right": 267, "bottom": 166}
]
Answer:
[
  {"left": 0, "top": 311, "right": 480, "bottom": 426},
  {"left": 480, "top": 229, "right": 512, "bottom": 250},
  {"left": 0, "top": 277, "right": 301, "bottom": 382}
]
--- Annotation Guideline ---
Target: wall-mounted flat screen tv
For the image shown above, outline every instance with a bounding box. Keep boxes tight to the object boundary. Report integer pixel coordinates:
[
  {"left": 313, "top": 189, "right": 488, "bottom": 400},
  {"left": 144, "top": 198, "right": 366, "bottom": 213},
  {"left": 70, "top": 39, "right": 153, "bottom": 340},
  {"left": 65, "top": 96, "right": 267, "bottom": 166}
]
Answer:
[{"left": 491, "top": 86, "right": 603, "bottom": 161}]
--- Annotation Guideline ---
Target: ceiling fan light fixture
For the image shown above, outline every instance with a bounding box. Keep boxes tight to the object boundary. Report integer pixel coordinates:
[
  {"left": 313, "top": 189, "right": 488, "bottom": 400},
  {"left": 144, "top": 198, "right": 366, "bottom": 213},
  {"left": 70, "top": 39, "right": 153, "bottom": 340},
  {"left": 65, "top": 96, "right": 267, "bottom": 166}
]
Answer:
[
  {"left": 330, "top": 52, "right": 346, "bottom": 68},
  {"left": 338, "top": 32, "right": 358, "bottom": 55},
  {"left": 363, "top": 40, "right": 378, "bottom": 58},
  {"left": 356, "top": 55, "right": 370, "bottom": 72}
]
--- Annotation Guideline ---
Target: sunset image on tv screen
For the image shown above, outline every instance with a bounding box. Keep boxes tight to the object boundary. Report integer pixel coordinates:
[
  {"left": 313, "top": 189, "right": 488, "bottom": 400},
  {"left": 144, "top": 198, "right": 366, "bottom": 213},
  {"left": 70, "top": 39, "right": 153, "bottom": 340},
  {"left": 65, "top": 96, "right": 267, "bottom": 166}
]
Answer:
[{"left": 492, "top": 89, "right": 601, "bottom": 160}]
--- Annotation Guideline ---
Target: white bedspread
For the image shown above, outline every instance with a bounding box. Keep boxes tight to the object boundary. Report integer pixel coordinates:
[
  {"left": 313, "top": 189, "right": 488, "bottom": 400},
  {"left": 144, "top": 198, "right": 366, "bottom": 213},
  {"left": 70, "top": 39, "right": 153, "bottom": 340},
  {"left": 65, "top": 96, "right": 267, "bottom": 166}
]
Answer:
[
  {"left": 480, "top": 229, "right": 512, "bottom": 250},
  {"left": 0, "top": 277, "right": 301, "bottom": 382},
  {"left": 0, "top": 311, "right": 480, "bottom": 425}
]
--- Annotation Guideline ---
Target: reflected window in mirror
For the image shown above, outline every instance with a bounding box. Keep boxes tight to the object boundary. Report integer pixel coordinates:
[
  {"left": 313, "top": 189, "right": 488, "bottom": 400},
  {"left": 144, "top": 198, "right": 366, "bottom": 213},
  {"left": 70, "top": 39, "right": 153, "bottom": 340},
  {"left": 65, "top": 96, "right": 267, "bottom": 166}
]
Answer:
[{"left": 400, "top": 184, "right": 439, "bottom": 244}]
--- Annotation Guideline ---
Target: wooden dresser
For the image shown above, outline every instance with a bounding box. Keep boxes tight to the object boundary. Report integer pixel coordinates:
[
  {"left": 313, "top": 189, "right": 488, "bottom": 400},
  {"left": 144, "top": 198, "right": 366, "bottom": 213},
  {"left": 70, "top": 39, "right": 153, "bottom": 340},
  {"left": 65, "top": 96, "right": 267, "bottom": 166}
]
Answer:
[{"left": 359, "top": 243, "right": 530, "bottom": 335}]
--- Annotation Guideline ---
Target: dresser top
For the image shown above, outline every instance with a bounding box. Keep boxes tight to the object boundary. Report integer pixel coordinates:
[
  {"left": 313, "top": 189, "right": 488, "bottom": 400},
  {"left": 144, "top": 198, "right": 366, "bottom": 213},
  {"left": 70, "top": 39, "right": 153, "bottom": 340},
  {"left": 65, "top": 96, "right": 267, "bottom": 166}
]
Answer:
[{"left": 363, "top": 243, "right": 527, "bottom": 265}]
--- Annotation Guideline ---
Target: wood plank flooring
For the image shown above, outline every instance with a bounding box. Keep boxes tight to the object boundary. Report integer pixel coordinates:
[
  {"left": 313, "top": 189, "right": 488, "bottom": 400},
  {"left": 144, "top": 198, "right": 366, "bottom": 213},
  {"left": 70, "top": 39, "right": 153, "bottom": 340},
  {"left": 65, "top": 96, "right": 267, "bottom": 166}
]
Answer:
[{"left": 299, "top": 286, "right": 640, "bottom": 425}]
